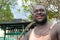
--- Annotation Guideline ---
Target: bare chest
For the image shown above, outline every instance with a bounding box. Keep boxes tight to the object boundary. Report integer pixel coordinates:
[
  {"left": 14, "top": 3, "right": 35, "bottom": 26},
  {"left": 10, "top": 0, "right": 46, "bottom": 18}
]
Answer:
[
  {"left": 29, "top": 28, "right": 51, "bottom": 40},
  {"left": 34, "top": 26, "right": 50, "bottom": 36}
]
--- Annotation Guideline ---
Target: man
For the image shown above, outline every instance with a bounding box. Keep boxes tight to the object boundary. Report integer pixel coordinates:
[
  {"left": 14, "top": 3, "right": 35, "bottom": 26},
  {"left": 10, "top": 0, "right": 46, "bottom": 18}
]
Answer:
[{"left": 23, "top": 4, "right": 60, "bottom": 40}]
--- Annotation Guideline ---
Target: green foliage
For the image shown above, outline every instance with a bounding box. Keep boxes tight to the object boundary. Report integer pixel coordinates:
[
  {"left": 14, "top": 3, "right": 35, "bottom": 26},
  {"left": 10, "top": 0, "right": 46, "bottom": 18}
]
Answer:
[
  {"left": 25, "top": 0, "right": 28, "bottom": 2},
  {"left": 47, "top": 10, "right": 58, "bottom": 19},
  {"left": 0, "top": 0, "right": 14, "bottom": 22},
  {"left": 28, "top": 14, "right": 32, "bottom": 20},
  {"left": 22, "top": 5, "right": 29, "bottom": 12}
]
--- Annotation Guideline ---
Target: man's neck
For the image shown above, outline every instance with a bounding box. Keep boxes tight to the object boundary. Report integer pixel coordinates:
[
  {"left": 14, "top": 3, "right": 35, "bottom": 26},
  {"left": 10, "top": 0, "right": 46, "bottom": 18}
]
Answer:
[{"left": 36, "top": 21, "right": 49, "bottom": 27}]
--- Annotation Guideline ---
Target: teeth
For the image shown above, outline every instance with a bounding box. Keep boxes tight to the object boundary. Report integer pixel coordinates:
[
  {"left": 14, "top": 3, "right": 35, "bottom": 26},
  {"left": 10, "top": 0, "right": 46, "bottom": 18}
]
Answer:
[
  {"left": 37, "top": 16, "right": 42, "bottom": 18},
  {"left": 35, "top": 15, "right": 44, "bottom": 19}
]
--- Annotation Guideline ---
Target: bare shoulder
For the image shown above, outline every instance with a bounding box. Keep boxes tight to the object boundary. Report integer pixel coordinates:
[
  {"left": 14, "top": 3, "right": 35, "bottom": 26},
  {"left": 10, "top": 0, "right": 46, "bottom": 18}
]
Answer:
[
  {"left": 50, "top": 23, "right": 60, "bottom": 40},
  {"left": 55, "top": 22, "right": 60, "bottom": 32},
  {"left": 51, "top": 22, "right": 60, "bottom": 34},
  {"left": 51, "top": 22, "right": 60, "bottom": 29},
  {"left": 22, "top": 29, "right": 32, "bottom": 40},
  {"left": 52, "top": 22, "right": 60, "bottom": 30}
]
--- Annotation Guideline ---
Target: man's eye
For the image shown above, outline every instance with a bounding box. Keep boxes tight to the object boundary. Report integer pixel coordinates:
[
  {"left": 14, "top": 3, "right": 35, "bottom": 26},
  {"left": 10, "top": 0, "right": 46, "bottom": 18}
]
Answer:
[
  {"left": 39, "top": 9, "right": 44, "bottom": 12},
  {"left": 34, "top": 10, "right": 38, "bottom": 13}
]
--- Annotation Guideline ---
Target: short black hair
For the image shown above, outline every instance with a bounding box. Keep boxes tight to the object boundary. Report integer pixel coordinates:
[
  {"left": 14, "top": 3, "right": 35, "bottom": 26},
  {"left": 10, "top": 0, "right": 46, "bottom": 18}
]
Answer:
[
  {"left": 33, "top": 4, "right": 46, "bottom": 10},
  {"left": 31, "top": 4, "right": 46, "bottom": 14}
]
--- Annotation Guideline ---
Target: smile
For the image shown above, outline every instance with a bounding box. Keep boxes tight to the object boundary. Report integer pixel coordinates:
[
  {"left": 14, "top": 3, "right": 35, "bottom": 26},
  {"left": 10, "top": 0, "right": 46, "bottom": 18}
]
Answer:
[{"left": 35, "top": 15, "right": 45, "bottom": 19}]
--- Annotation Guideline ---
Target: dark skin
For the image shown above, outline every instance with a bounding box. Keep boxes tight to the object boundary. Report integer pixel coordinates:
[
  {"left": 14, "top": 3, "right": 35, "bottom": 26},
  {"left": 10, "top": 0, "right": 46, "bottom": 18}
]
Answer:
[{"left": 23, "top": 5, "right": 60, "bottom": 40}]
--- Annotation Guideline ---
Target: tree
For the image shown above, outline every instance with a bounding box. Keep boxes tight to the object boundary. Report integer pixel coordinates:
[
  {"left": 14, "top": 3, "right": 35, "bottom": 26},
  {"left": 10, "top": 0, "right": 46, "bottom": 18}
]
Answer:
[{"left": 0, "top": 0, "right": 17, "bottom": 22}]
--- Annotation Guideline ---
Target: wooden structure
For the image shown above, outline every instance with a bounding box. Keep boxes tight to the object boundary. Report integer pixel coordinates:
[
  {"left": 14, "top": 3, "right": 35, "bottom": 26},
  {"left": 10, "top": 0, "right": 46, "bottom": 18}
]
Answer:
[{"left": 0, "top": 22, "right": 30, "bottom": 40}]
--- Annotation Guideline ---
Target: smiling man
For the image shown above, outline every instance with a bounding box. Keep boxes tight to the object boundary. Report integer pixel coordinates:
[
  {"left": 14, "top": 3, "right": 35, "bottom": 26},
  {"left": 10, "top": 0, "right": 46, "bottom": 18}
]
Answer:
[{"left": 23, "top": 4, "right": 60, "bottom": 40}]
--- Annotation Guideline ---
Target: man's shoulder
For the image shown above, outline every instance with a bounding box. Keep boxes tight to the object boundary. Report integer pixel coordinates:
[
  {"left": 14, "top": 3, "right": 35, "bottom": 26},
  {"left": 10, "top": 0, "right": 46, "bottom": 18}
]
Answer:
[
  {"left": 25, "top": 29, "right": 32, "bottom": 37},
  {"left": 23, "top": 29, "right": 33, "bottom": 40},
  {"left": 56, "top": 22, "right": 60, "bottom": 29},
  {"left": 50, "top": 22, "right": 60, "bottom": 40},
  {"left": 54, "top": 22, "right": 60, "bottom": 29},
  {"left": 53, "top": 22, "right": 60, "bottom": 32}
]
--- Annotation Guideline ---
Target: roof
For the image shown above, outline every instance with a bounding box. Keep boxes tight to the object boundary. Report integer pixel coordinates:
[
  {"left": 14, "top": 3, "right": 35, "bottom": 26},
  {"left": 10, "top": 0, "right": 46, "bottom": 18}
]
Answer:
[{"left": 0, "top": 19, "right": 31, "bottom": 30}]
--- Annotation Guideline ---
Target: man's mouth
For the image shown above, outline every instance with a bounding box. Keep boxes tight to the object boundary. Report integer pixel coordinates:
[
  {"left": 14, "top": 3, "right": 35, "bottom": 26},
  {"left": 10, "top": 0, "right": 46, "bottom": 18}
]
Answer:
[{"left": 35, "top": 15, "right": 44, "bottom": 19}]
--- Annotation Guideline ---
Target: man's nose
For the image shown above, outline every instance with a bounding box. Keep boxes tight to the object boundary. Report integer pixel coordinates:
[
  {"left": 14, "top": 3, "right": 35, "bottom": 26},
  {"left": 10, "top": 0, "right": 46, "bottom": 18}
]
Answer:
[{"left": 37, "top": 11, "right": 42, "bottom": 14}]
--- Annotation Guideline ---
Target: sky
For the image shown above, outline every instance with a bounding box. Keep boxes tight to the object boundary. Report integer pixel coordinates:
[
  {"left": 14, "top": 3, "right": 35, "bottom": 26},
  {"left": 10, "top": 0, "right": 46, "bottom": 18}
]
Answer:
[{"left": 11, "top": 0, "right": 30, "bottom": 19}]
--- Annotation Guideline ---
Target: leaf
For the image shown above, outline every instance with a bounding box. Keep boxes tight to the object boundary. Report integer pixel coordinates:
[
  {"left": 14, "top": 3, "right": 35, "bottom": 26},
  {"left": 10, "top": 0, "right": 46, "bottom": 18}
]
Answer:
[{"left": 25, "top": 0, "right": 28, "bottom": 2}]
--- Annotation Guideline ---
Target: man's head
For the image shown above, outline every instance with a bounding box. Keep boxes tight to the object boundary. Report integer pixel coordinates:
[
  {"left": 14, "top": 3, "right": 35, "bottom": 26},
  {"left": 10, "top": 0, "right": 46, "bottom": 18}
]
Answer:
[{"left": 32, "top": 4, "right": 47, "bottom": 25}]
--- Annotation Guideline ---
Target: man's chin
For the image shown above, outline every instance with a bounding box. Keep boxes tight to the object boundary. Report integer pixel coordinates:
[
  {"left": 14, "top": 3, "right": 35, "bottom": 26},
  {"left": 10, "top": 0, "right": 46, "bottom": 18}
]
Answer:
[{"left": 37, "top": 18, "right": 43, "bottom": 22}]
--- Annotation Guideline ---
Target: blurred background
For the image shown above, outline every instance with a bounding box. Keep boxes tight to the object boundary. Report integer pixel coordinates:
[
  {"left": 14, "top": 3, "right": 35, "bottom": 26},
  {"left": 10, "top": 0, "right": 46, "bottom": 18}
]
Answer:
[{"left": 0, "top": 0, "right": 60, "bottom": 40}]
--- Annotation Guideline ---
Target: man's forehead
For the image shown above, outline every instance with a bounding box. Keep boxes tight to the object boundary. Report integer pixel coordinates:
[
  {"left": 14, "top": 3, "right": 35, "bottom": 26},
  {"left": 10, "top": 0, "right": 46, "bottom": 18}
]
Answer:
[{"left": 33, "top": 5, "right": 46, "bottom": 10}]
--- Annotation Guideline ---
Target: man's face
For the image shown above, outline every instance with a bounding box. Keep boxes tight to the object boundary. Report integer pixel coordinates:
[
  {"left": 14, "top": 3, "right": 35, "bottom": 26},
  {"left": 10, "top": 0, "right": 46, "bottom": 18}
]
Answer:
[{"left": 32, "top": 5, "right": 47, "bottom": 24}]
